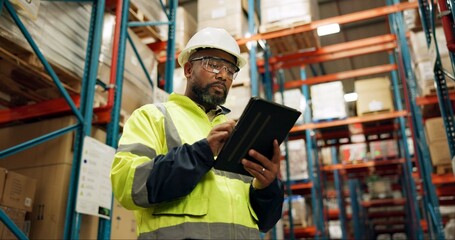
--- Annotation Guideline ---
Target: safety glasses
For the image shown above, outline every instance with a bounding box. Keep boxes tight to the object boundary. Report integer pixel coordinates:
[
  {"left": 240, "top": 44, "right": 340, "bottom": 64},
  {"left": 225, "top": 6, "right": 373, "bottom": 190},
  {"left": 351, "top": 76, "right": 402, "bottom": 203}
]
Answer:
[{"left": 190, "top": 56, "right": 240, "bottom": 80}]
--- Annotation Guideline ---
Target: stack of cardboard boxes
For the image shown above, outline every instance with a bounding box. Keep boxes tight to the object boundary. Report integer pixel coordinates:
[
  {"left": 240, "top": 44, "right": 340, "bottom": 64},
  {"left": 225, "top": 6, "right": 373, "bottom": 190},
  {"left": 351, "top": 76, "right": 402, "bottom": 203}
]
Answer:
[
  {"left": 0, "top": 168, "right": 36, "bottom": 239},
  {"left": 197, "top": 0, "right": 249, "bottom": 39},
  {"left": 425, "top": 117, "right": 453, "bottom": 173},
  {"left": 409, "top": 27, "right": 455, "bottom": 96},
  {"left": 259, "top": 0, "right": 318, "bottom": 33},
  {"left": 311, "top": 81, "right": 347, "bottom": 122},
  {"left": 355, "top": 77, "right": 395, "bottom": 116},
  {"left": 0, "top": 116, "right": 136, "bottom": 239}
]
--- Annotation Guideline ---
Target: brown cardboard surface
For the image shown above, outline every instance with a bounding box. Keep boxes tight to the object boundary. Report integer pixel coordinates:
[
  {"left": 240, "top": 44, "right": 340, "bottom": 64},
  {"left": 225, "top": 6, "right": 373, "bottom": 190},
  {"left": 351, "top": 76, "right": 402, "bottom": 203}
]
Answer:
[
  {"left": 0, "top": 206, "right": 26, "bottom": 240},
  {"left": 1, "top": 120, "right": 111, "bottom": 239},
  {"left": 429, "top": 140, "right": 451, "bottom": 166},
  {"left": 355, "top": 78, "right": 394, "bottom": 116},
  {"left": 13, "top": 164, "right": 72, "bottom": 239},
  {"left": 111, "top": 199, "right": 137, "bottom": 239},
  {"left": 0, "top": 116, "right": 76, "bottom": 169},
  {"left": 425, "top": 117, "right": 448, "bottom": 143},
  {"left": 0, "top": 171, "right": 36, "bottom": 212},
  {"left": 354, "top": 77, "right": 390, "bottom": 91}
]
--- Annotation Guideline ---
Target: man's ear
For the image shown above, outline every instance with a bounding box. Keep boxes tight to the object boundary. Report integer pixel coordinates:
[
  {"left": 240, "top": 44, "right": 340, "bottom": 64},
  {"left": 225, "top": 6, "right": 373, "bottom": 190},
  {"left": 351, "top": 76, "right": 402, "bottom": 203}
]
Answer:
[{"left": 183, "top": 62, "right": 193, "bottom": 78}]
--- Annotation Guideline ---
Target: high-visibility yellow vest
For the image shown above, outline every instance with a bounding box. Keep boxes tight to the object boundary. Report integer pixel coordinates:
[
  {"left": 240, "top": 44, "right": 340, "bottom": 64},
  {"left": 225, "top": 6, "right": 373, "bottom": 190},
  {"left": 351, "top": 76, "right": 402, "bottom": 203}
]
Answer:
[{"left": 111, "top": 93, "right": 259, "bottom": 239}]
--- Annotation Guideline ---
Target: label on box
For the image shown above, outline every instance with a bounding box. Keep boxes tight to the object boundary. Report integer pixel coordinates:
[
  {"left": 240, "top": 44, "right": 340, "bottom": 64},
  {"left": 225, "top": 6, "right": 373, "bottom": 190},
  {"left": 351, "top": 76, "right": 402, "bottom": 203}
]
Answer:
[
  {"left": 368, "top": 100, "right": 384, "bottom": 112},
  {"left": 24, "top": 197, "right": 32, "bottom": 207}
]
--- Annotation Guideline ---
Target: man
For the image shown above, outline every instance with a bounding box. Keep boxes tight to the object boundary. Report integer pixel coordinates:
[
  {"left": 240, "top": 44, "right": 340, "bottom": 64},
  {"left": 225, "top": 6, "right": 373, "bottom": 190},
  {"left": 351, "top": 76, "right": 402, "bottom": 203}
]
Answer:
[{"left": 111, "top": 27, "right": 284, "bottom": 239}]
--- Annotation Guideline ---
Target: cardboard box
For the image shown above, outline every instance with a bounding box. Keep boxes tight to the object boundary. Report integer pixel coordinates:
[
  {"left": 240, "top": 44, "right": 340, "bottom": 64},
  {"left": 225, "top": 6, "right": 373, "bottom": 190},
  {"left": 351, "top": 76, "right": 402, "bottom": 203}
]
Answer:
[
  {"left": 340, "top": 143, "right": 367, "bottom": 163},
  {"left": 429, "top": 140, "right": 451, "bottom": 166},
  {"left": 0, "top": 171, "right": 36, "bottom": 212},
  {"left": 274, "top": 89, "right": 306, "bottom": 125},
  {"left": 0, "top": 116, "right": 77, "bottom": 169},
  {"left": 282, "top": 196, "right": 308, "bottom": 228},
  {"left": 12, "top": 164, "right": 100, "bottom": 239},
  {"left": 260, "top": 0, "right": 318, "bottom": 28},
  {"left": 355, "top": 77, "right": 394, "bottom": 116},
  {"left": 425, "top": 117, "right": 448, "bottom": 142},
  {"left": 0, "top": 206, "right": 27, "bottom": 240},
  {"left": 111, "top": 200, "right": 137, "bottom": 239},
  {"left": 197, "top": 0, "right": 249, "bottom": 38},
  {"left": 369, "top": 140, "right": 399, "bottom": 159},
  {"left": 311, "top": 81, "right": 347, "bottom": 121},
  {"left": 224, "top": 85, "right": 252, "bottom": 120},
  {"left": 280, "top": 140, "right": 308, "bottom": 181},
  {"left": 1, "top": 125, "right": 108, "bottom": 239},
  {"left": 175, "top": 7, "right": 197, "bottom": 51}
]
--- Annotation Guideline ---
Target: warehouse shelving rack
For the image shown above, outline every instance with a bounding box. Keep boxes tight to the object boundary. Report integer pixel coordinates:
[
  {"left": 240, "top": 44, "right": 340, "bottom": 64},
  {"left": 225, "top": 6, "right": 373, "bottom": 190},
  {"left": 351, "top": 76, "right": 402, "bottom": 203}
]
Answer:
[
  {"left": 239, "top": 1, "right": 449, "bottom": 239},
  {"left": 0, "top": 0, "right": 106, "bottom": 239},
  {"left": 0, "top": 0, "right": 178, "bottom": 239},
  {"left": 100, "top": 0, "right": 177, "bottom": 239}
]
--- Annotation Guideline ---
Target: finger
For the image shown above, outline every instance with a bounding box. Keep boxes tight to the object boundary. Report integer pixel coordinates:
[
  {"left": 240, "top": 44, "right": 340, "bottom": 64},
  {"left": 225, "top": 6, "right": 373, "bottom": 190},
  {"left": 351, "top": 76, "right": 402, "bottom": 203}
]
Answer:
[
  {"left": 271, "top": 139, "right": 281, "bottom": 164},
  {"left": 242, "top": 160, "right": 267, "bottom": 180}
]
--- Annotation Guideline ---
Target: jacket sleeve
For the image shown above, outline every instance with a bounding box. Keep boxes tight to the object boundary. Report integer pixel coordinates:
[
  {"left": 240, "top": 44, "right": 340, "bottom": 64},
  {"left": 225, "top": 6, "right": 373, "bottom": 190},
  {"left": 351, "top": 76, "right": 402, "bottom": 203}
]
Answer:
[
  {"left": 146, "top": 139, "right": 215, "bottom": 203},
  {"left": 249, "top": 178, "right": 284, "bottom": 232},
  {"left": 111, "top": 105, "right": 215, "bottom": 210}
]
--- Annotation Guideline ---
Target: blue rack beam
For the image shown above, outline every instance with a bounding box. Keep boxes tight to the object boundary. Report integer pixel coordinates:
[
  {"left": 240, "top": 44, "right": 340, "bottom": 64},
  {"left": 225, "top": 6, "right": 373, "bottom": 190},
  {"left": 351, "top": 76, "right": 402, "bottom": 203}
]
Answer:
[
  {"left": 331, "top": 147, "right": 347, "bottom": 240},
  {"left": 102, "top": 0, "right": 177, "bottom": 237},
  {"left": 389, "top": 0, "right": 445, "bottom": 239},
  {"left": 300, "top": 67, "right": 327, "bottom": 240}
]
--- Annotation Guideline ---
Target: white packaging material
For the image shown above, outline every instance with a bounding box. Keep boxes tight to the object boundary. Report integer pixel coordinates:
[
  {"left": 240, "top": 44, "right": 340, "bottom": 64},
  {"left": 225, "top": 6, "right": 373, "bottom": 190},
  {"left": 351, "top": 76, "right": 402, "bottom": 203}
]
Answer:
[
  {"left": 409, "top": 27, "right": 449, "bottom": 64},
  {"left": 280, "top": 139, "right": 308, "bottom": 181},
  {"left": 310, "top": 82, "right": 347, "bottom": 121},
  {"left": 282, "top": 195, "right": 308, "bottom": 227},
  {"left": 274, "top": 88, "right": 306, "bottom": 125},
  {"left": 197, "top": 13, "right": 249, "bottom": 39},
  {"left": 260, "top": 0, "right": 318, "bottom": 26},
  {"left": 235, "top": 53, "right": 251, "bottom": 86},
  {"left": 224, "top": 85, "right": 251, "bottom": 120},
  {"left": 173, "top": 68, "right": 186, "bottom": 95},
  {"left": 174, "top": 7, "right": 197, "bottom": 51}
]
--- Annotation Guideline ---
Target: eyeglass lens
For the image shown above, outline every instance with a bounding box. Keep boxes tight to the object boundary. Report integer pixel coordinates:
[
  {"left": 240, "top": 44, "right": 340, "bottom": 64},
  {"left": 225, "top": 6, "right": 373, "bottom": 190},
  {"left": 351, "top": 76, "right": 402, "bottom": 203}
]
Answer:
[{"left": 202, "top": 58, "right": 238, "bottom": 80}]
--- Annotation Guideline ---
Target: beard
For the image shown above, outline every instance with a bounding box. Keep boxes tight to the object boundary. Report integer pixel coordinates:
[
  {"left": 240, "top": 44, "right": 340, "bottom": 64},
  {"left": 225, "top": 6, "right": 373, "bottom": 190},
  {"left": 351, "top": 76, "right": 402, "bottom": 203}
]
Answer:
[{"left": 191, "top": 81, "right": 228, "bottom": 107}]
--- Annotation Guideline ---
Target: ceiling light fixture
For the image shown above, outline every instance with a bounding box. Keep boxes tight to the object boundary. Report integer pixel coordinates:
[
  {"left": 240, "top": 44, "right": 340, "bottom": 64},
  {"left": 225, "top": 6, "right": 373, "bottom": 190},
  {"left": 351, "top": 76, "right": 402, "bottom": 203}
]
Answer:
[{"left": 317, "top": 23, "right": 340, "bottom": 36}]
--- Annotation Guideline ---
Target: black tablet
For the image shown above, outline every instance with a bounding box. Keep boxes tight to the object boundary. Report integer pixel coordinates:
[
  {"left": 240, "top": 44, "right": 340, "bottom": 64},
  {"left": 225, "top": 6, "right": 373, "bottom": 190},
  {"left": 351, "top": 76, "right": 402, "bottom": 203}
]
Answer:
[{"left": 214, "top": 97, "right": 302, "bottom": 176}]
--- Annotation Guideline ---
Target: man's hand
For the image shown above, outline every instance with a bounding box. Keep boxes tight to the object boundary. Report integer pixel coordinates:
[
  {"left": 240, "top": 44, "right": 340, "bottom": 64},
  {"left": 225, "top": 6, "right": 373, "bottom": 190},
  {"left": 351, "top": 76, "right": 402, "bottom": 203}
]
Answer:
[
  {"left": 207, "top": 120, "right": 236, "bottom": 156},
  {"left": 241, "top": 139, "right": 281, "bottom": 189}
]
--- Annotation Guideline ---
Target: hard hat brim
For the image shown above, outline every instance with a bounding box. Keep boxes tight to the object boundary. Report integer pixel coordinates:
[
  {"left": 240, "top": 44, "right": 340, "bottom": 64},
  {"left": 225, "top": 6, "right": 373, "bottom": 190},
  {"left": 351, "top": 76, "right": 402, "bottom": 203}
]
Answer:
[{"left": 178, "top": 45, "right": 247, "bottom": 69}]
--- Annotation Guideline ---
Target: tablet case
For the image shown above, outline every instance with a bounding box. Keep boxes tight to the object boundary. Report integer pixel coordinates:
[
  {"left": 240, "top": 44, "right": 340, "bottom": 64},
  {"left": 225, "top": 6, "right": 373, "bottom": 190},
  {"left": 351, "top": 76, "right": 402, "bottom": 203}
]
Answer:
[{"left": 214, "top": 97, "right": 302, "bottom": 176}]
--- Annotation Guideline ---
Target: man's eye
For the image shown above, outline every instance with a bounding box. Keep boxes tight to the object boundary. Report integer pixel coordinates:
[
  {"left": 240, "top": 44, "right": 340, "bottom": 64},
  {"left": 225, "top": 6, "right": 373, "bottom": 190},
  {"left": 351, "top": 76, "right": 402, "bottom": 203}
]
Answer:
[{"left": 209, "top": 63, "right": 220, "bottom": 69}]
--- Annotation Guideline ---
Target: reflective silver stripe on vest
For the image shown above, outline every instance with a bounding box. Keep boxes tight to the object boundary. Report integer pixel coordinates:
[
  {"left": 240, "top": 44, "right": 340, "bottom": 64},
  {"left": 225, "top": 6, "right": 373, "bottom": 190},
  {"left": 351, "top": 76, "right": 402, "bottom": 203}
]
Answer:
[
  {"left": 138, "top": 222, "right": 260, "bottom": 240},
  {"left": 118, "top": 143, "right": 158, "bottom": 207},
  {"left": 117, "top": 143, "right": 157, "bottom": 159},
  {"left": 155, "top": 103, "right": 182, "bottom": 150},
  {"left": 213, "top": 169, "right": 253, "bottom": 184},
  {"left": 132, "top": 160, "right": 155, "bottom": 207}
]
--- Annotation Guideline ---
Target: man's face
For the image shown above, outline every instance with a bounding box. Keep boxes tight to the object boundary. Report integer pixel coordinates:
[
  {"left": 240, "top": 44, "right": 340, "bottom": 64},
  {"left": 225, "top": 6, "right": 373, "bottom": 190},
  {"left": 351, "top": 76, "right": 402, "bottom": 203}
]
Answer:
[{"left": 184, "top": 49, "right": 237, "bottom": 109}]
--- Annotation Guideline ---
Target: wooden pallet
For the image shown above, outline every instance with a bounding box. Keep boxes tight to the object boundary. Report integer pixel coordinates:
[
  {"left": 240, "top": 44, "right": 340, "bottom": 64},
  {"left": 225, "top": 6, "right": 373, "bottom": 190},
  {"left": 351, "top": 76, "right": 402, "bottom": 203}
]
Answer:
[
  {"left": 266, "top": 30, "right": 320, "bottom": 56},
  {"left": 128, "top": 2, "right": 165, "bottom": 41},
  {"left": 0, "top": 36, "right": 81, "bottom": 108},
  {"left": 435, "top": 164, "right": 453, "bottom": 175},
  {"left": 422, "top": 84, "right": 455, "bottom": 96},
  {"left": 358, "top": 108, "right": 394, "bottom": 117},
  {"left": 259, "top": 16, "right": 313, "bottom": 33}
]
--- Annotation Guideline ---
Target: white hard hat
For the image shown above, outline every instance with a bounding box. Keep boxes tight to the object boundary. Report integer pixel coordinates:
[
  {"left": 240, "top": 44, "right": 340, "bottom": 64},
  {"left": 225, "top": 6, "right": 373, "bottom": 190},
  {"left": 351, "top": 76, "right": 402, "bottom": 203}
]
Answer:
[{"left": 178, "top": 27, "right": 247, "bottom": 68}]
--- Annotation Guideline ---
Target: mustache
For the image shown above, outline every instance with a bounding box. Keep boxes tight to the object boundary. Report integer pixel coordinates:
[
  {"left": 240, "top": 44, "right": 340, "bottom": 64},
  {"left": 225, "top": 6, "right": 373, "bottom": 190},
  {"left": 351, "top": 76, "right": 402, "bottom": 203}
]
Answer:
[{"left": 208, "top": 82, "right": 227, "bottom": 91}]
